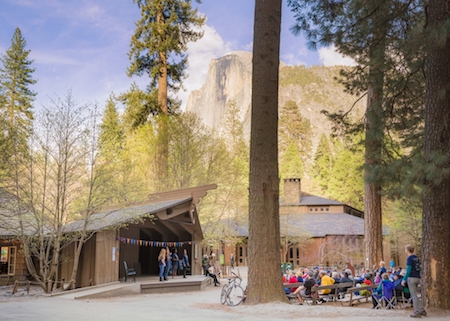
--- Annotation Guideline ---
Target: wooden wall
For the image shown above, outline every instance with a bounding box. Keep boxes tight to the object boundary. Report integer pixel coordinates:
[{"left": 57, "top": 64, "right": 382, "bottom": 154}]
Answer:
[
  {"left": 0, "top": 240, "right": 27, "bottom": 281},
  {"left": 95, "top": 230, "right": 119, "bottom": 285}
]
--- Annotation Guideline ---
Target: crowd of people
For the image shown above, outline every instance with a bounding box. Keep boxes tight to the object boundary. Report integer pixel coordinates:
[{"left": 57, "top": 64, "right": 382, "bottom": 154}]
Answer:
[
  {"left": 283, "top": 244, "right": 426, "bottom": 318},
  {"left": 157, "top": 247, "right": 190, "bottom": 281}
]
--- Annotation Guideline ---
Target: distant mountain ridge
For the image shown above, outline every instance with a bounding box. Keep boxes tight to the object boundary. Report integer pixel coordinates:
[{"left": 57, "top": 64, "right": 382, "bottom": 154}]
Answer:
[{"left": 186, "top": 51, "right": 365, "bottom": 150}]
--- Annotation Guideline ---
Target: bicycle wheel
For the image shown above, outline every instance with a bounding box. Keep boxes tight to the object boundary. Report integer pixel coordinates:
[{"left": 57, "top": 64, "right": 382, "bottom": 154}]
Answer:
[
  {"left": 227, "top": 284, "right": 245, "bottom": 306},
  {"left": 220, "top": 284, "right": 229, "bottom": 304}
]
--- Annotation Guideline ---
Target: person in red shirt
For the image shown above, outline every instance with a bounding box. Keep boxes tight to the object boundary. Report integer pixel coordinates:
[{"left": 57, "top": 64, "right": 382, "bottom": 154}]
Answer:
[
  {"left": 288, "top": 272, "right": 299, "bottom": 292},
  {"left": 363, "top": 274, "right": 373, "bottom": 286}
]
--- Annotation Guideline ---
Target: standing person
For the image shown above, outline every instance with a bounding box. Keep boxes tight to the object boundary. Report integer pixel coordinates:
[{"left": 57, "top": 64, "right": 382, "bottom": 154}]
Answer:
[
  {"left": 390, "top": 257, "right": 395, "bottom": 271},
  {"left": 163, "top": 246, "right": 171, "bottom": 281},
  {"left": 182, "top": 249, "right": 190, "bottom": 278},
  {"left": 158, "top": 248, "right": 166, "bottom": 282},
  {"left": 379, "top": 261, "right": 387, "bottom": 274},
  {"left": 230, "top": 253, "right": 235, "bottom": 269},
  {"left": 172, "top": 248, "right": 180, "bottom": 278},
  {"left": 202, "top": 254, "right": 209, "bottom": 275},
  {"left": 401, "top": 244, "right": 426, "bottom": 318}
]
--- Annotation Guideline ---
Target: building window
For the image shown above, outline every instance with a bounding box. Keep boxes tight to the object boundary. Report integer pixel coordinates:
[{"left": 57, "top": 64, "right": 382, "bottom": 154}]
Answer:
[
  {"left": 320, "top": 208, "right": 323, "bottom": 211},
  {"left": 309, "top": 208, "right": 313, "bottom": 212},
  {"left": 315, "top": 208, "right": 318, "bottom": 211},
  {"left": 0, "top": 246, "right": 16, "bottom": 275},
  {"left": 326, "top": 208, "right": 329, "bottom": 211}
]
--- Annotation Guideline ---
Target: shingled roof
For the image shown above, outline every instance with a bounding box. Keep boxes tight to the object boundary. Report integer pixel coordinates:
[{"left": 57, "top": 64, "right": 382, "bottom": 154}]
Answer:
[
  {"left": 64, "top": 198, "right": 192, "bottom": 233},
  {"left": 215, "top": 212, "right": 388, "bottom": 238}
]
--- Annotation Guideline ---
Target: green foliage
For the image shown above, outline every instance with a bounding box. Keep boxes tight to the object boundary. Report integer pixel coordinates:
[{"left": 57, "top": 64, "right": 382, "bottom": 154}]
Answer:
[
  {"left": 0, "top": 28, "right": 36, "bottom": 178},
  {"left": 311, "top": 134, "right": 333, "bottom": 192},
  {"left": 280, "top": 141, "right": 304, "bottom": 179},
  {"left": 119, "top": 83, "right": 159, "bottom": 130},
  {"left": 384, "top": 197, "right": 422, "bottom": 255},
  {"left": 99, "top": 94, "right": 124, "bottom": 154},
  {"left": 279, "top": 100, "right": 312, "bottom": 160},
  {"left": 167, "top": 112, "right": 211, "bottom": 189},
  {"left": 0, "top": 28, "right": 36, "bottom": 134},
  {"left": 199, "top": 101, "right": 249, "bottom": 245},
  {"left": 327, "top": 136, "right": 364, "bottom": 210},
  {"left": 128, "top": 0, "right": 204, "bottom": 111},
  {"left": 279, "top": 65, "right": 323, "bottom": 86}
]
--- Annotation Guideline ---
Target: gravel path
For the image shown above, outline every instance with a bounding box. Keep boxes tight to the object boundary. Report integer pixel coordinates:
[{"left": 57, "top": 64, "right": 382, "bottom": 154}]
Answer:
[{"left": 1, "top": 271, "right": 449, "bottom": 321}]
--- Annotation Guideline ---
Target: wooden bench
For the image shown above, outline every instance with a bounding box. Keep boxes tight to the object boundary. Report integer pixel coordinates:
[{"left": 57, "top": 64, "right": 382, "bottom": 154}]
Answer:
[
  {"left": 285, "top": 281, "right": 354, "bottom": 304},
  {"left": 338, "top": 283, "right": 379, "bottom": 306},
  {"left": 283, "top": 282, "right": 303, "bottom": 290}
]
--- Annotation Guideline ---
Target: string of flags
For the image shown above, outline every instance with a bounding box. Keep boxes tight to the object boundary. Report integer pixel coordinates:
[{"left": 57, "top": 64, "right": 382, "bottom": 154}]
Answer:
[{"left": 116, "top": 237, "right": 194, "bottom": 247}]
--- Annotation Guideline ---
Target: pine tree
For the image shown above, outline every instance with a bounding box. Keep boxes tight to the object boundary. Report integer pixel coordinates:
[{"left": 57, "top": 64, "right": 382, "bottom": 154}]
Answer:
[
  {"left": 99, "top": 94, "right": 124, "bottom": 155},
  {"left": 280, "top": 141, "right": 304, "bottom": 179},
  {"left": 279, "top": 100, "right": 312, "bottom": 158},
  {"left": 311, "top": 134, "right": 333, "bottom": 193},
  {"left": 327, "top": 137, "right": 364, "bottom": 210},
  {"left": 247, "top": 0, "right": 285, "bottom": 304},
  {"left": 421, "top": 0, "right": 450, "bottom": 309},
  {"left": 288, "top": 0, "right": 424, "bottom": 269},
  {"left": 0, "top": 28, "right": 36, "bottom": 132},
  {"left": 119, "top": 83, "right": 158, "bottom": 130},
  {"left": 127, "top": 0, "right": 204, "bottom": 115},
  {"left": 0, "top": 27, "right": 36, "bottom": 165},
  {"left": 127, "top": 0, "right": 204, "bottom": 190}
]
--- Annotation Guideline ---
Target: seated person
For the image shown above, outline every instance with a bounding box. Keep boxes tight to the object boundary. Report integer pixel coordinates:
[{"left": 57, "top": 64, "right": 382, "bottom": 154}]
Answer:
[
  {"left": 291, "top": 270, "right": 316, "bottom": 305},
  {"left": 332, "top": 271, "right": 340, "bottom": 283},
  {"left": 363, "top": 274, "right": 373, "bottom": 286},
  {"left": 284, "top": 272, "right": 299, "bottom": 294},
  {"left": 337, "top": 271, "right": 353, "bottom": 294},
  {"left": 393, "top": 272, "right": 410, "bottom": 299},
  {"left": 339, "top": 271, "right": 353, "bottom": 284},
  {"left": 374, "top": 272, "right": 381, "bottom": 284},
  {"left": 330, "top": 271, "right": 340, "bottom": 295},
  {"left": 358, "top": 274, "right": 373, "bottom": 296},
  {"left": 288, "top": 272, "right": 299, "bottom": 293},
  {"left": 207, "top": 265, "right": 220, "bottom": 286},
  {"left": 296, "top": 268, "right": 304, "bottom": 282},
  {"left": 319, "top": 270, "right": 335, "bottom": 295},
  {"left": 371, "top": 273, "right": 392, "bottom": 308}
]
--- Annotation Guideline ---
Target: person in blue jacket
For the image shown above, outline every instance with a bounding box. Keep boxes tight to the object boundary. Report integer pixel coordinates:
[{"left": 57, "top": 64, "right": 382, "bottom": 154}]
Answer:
[{"left": 401, "top": 244, "right": 426, "bottom": 318}]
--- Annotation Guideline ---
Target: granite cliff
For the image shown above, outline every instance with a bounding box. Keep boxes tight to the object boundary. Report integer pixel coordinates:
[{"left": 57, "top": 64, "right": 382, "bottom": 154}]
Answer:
[{"left": 186, "top": 51, "right": 365, "bottom": 149}]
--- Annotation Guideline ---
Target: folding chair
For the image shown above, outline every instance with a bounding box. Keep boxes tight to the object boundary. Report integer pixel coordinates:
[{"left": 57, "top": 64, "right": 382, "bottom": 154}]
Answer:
[
  {"left": 123, "top": 261, "right": 136, "bottom": 282},
  {"left": 373, "top": 281, "right": 397, "bottom": 309}
]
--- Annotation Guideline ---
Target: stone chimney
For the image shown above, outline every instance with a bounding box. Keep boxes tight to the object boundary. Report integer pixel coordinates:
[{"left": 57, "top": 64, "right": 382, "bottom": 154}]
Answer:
[{"left": 283, "top": 178, "right": 301, "bottom": 204}]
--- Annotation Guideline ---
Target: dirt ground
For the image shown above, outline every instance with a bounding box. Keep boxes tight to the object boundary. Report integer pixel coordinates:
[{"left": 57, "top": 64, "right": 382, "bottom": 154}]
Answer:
[{"left": 1, "top": 273, "right": 449, "bottom": 321}]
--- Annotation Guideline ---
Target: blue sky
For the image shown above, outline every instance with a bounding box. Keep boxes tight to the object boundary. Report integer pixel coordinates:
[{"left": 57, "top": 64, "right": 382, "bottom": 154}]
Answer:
[{"left": 0, "top": 0, "right": 353, "bottom": 111}]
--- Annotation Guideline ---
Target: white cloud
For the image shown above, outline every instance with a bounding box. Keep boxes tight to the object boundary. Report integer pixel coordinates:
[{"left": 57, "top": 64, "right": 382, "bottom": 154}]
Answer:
[
  {"left": 243, "top": 42, "right": 253, "bottom": 52},
  {"left": 318, "top": 45, "right": 356, "bottom": 66},
  {"left": 177, "top": 22, "right": 232, "bottom": 110},
  {"left": 281, "top": 53, "right": 306, "bottom": 66}
]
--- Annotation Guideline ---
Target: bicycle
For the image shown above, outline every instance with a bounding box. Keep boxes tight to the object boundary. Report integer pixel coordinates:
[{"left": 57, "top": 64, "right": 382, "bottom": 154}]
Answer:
[{"left": 220, "top": 271, "right": 245, "bottom": 306}]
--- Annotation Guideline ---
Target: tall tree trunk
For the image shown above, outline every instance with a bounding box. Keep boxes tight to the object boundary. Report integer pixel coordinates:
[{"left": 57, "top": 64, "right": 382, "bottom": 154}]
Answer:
[
  {"left": 247, "top": 0, "right": 285, "bottom": 304},
  {"left": 422, "top": 0, "right": 450, "bottom": 309},
  {"left": 363, "top": 8, "right": 386, "bottom": 270},
  {"left": 156, "top": 7, "right": 169, "bottom": 191}
]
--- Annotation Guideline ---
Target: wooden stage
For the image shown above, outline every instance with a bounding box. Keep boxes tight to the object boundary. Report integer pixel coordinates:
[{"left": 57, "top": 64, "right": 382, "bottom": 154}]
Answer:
[
  {"left": 52, "top": 275, "right": 212, "bottom": 300},
  {"left": 140, "top": 275, "right": 211, "bottom": 294}
]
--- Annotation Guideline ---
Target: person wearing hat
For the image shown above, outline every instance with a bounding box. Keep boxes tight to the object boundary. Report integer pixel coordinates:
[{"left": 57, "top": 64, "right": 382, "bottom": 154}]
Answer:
[{"left": 290, "top": 270, "right": 316, "bottom": 305}]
